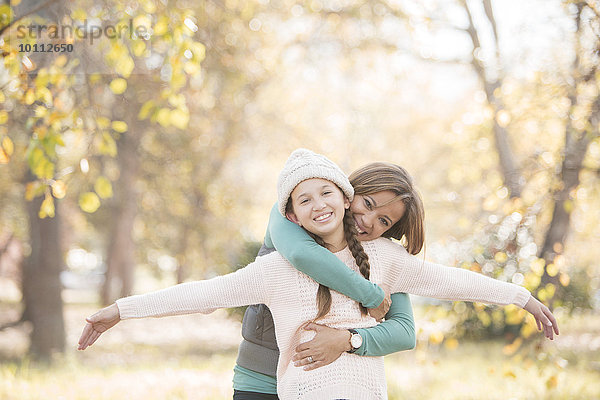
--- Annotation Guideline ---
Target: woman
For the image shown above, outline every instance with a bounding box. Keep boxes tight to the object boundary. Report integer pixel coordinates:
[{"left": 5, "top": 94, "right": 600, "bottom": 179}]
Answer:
[
  {"left": 79, "top": 149, "right": 558, "bottom": 399},
  {"left": 234, "top": 160, "right": 558, "bottom": 399}
]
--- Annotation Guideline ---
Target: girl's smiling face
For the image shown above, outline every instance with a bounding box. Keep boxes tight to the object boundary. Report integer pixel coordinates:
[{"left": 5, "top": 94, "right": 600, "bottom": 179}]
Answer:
[
  {"left": 350, "top": 190, "right": 406, "bottom": 241},
  {"left": 285, "top": 178, "right": 350, "bottom": 248}
]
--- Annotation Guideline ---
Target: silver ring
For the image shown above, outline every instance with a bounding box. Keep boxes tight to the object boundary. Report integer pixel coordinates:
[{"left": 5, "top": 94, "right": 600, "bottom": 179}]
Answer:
[{"left": 307, "top": 356, "right": 314, "bottom": 363}]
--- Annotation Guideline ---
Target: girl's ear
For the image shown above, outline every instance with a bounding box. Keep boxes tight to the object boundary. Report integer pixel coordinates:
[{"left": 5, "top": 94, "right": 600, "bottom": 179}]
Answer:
[
  {"left": 286, "top": 211, "right": 302, "bottom": 227},
  {"left": 344, "top": 197, "right": 351, "bottom": 209}
]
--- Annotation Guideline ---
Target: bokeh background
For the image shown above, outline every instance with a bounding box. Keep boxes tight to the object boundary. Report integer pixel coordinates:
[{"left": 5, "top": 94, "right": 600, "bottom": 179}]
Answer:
[{"left": 1, "top": 0, "right": 599, "bottom": 398}]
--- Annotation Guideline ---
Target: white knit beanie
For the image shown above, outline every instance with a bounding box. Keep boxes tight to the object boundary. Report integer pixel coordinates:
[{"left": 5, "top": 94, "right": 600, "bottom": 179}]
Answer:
[{"left": 277, "top": 148, "right": 354, "bottom": 216}]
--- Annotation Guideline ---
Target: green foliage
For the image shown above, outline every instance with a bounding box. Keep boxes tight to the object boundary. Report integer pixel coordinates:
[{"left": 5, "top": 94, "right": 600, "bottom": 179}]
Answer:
[{"left": 437, "top": 202, "right": 590, "bottom": 346}]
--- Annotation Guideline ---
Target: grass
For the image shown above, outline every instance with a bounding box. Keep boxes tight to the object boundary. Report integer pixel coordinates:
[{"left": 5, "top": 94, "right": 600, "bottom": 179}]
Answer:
[{"left": 0, "top": 304, "right": 599, "bottom": 399}]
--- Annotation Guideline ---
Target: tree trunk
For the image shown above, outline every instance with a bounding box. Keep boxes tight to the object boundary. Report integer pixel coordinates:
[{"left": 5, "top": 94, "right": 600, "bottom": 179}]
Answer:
[
  {"left": 101, "top": 97, "right": 141, "bottom": 305},
  {"left": 22, "top": 180, "right": 65, "bottom": 359},
  {"left": 539, "top": 101, "right": 597, "bottom": 287},
  {"left": 462, "top": 0, "right": 523, "bottom": 198}
]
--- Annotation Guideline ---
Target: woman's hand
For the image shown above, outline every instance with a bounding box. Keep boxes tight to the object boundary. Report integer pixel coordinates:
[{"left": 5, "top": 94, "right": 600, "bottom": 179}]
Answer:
[
  {"left": 292, "top": 322, "right": 351, "bottom": 371},
  {"left": 78, "top": 303, "right": 121, "bottom": 350},
  {"left": 523, "top": 296, "right": 559, "bottom": 340},
  {"left": 368, "top": 285, "right": 391, "bottom": 322}
]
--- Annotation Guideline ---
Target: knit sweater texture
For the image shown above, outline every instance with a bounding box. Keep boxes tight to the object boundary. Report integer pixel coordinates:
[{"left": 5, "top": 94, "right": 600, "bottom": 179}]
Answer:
[{"left": 116, "top": 238, "right": 531, "bottom": 399}]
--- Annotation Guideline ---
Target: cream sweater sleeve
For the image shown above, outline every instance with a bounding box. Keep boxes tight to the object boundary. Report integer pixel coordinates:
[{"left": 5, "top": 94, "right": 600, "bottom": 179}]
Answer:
[
  {"left": 372, "top": 239, "right": 531, "bottom": 308},
  {"left": 116, "top": 258, "right": 269, "bottom": 319}
]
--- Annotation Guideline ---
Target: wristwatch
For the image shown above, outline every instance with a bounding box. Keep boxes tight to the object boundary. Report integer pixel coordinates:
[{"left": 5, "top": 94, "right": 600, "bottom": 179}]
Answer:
[{"left": 347, "top": 329, "right": 363, "bottom": 353}]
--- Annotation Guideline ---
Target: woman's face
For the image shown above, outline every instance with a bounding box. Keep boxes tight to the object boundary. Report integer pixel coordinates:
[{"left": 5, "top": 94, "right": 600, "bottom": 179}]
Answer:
[
  {"left": 286, "top": 178, "right": 350, "bottom": 243},
  {"left": 350, "top": 190, "right": 406, "bottom": 241}
]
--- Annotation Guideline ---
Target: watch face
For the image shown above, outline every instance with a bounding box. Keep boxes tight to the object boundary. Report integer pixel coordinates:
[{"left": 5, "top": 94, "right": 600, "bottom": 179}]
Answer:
[{"left": 351, "top": 333, "right": 363, "bottom": 349}]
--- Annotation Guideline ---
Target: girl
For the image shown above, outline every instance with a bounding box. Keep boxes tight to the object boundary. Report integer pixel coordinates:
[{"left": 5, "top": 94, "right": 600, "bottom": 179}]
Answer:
[{"left": 79, "top": 149, "right": 558, "bottom": 399}]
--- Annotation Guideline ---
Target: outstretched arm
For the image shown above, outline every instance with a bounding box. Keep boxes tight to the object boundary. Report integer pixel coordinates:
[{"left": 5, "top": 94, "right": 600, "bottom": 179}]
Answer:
[
  {"left": 292, "top": 292, "right": 416, "bottom": 370},
  {"left": 381, "top": 240, "right": 559, "bottom": 339},
  {"left": 266, "top": 203, "right": 385, "bottom": 309},
  {"left": 78, "top": 260, "right": 269, "bottom": 350}
]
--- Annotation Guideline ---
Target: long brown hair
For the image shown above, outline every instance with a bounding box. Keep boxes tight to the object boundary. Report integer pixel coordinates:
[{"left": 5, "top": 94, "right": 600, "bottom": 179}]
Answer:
[
  {"left": 286, "top": 199, "right": 371, "bottom": 320},
  {"left": 349, "top": 162, "right": 425, "bottom": 255}
]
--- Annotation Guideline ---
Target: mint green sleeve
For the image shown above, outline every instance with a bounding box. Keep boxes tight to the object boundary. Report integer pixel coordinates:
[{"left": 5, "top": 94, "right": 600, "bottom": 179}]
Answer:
[
  {"left": 353, "top": 293, "right": 416, "bottom": 356},
  {"left": 265, "top": 203, "right": 384, "bottom": 309}
]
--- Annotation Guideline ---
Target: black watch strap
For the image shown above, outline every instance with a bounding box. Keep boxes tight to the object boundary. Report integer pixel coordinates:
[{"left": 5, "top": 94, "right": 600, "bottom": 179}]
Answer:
[{"left": 347, "top": 329, "right": 360, "bottom": 353}]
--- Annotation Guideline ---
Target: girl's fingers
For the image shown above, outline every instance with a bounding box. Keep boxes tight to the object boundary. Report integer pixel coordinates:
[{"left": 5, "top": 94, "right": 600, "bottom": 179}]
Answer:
[
  {"left": 78, "top": 323, "right": 94, "bottom": 350},
  {"left": 88, "top": 330, "right": 102, "bottom": 347},
  {"left": 545, "top": 309, "right": 559, "bottom": 335},
  {"left": 78, "top": 323, "right": 92, "bottom": 345}
]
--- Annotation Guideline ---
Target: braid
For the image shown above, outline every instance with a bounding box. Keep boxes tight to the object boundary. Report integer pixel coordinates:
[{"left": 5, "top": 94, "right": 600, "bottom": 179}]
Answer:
[
  {"left": 288, "top": 198, "right": 372, "bottom": 320},
  {"left": 343, "top": 210, "right": 371, "bottom": 316},
  {"left": 306, "top": 232, "right": 334, "bottom": 321}
]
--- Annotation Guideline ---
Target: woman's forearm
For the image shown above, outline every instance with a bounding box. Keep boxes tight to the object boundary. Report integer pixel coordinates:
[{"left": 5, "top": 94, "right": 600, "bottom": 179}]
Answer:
[
  {"left": 354, "top": 292, "right": 416, "bottom": 356},
  {"left": 267, "top": 203, "right": 384, "bottom": 308}
]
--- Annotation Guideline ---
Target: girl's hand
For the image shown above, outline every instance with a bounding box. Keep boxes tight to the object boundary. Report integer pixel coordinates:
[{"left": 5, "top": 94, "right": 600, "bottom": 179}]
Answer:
[
  {"left": 523, "top": 296, "right": 559, "bottom": 340},
  {"left": 78, "top": 303, "right": 121, "bottom": 350},
  {"left": 292, "top": 322, "right": 351, "bottom": 371},
  {"left": 368, "top": 286, "right": 391, "bottom": 322}
]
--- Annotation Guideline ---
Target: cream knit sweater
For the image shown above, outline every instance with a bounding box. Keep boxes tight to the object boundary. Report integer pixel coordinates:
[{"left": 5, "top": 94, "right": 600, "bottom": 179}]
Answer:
[{"left": 116, "top": 238, "right": 531, "bottom": 399}]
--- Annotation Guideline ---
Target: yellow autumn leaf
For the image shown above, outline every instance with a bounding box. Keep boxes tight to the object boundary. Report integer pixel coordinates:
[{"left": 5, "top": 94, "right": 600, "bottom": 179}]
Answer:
[
  {"left": 55, "top": 55, "right": 68, "bottom": 67},
  {"left": 546, "top": 375, "right": 558, "bottom": 389},
  {"left": 98, "top": 132, "right": 117, "bottom": 157},
  {"left": 546, "top": 263, "right": 559, "bottom": 277},
  {"left": 2, "top": 136, "right": 13, "bottom": 156},
  {"left": 0, "top": 91, "right": 5, "bottom": 103},
  {"left": 94, "top": 176, "right": 113, "bottom": 199},
  {"left": 530, "top": 258, "right": 545, "bottom": 276},
  {"left": 133, "top": 40, "right": 146, "bottom": 57},
  {"left": 429, "top": 331, "right": 444, "bottom": 345},
  {"left": 71, "top": 8, "right": 87, "bottom": 21},
  {"left": 142, "top": 0, "right": 156, "bottom": 13},
  {"left": 25, "top": 182, "right": 41, "bottom": 201},
  {"left": 170, "top": 108, "right": 189, "bottom": 130},
  {"left": 10, "top": 0, "right": 21, "bottom": 6},
  {"left": 39, "top": 195, "right": 55, "bottom": 219},
  {"left": 51, "top": 180, "right": 66, "bottom": 199},
  {"left": 109, "top": 78, "right": 127, "bottom": 94},
  {"left": 116, "top": 57, "right": 134, "bottom": 78},
  {"left": 502, "top": 337, "right": 523, "bottom": 356},
  {"left": 138, "top": 100, "right": 155, "bottom": 120},
  {"left": 0, "top": 148, "right": 8, "bottom": 164},
  {"left": 24, "top": 89, "right": 35, "bottom": 105},
  {"left": 520, "top": 319, "right": 536, "bottom": 338},
  {"left": 444, "top": 338, "right": 459, "bottom": 350},
  {"left": 111, "top": 120, "right": 128, "bottom": 133},
  {"left": 494, "top": 251, "right": 508, "bottom": 263},
  {"left": 191, "top": 42, "right": 206, "bottom": 62},
  {"left": 0, "top": 111, "right": 8, "bottom": 124},
  {"left": 79, "top": 192, "right": 101, "bottom": 213},
  {"left": 35, "top": 105, "right": 47, "bottom": 117},
  {"left": 156, "top": 108, "right": 171, "bottom": 127},
  {"left": 503, "top": 369, "right": 517, "bottom": 379},
  {"left": 559, "top": 272, "right": 570, "bottom": 287},
  {"left": 36, "top": 87, "right": 53, "bottom": 104},
  {"left": 97, "top": 116, "right": 111, "bottom": 129},
  {"left": 168, "top": 94, "right": 185, "bottom": 107},
  {"left": 134, "top": 14, "right": 152, "bottom": 31},
  {"left": 154, "top": 17, "right": 169, "bottom": 36}
]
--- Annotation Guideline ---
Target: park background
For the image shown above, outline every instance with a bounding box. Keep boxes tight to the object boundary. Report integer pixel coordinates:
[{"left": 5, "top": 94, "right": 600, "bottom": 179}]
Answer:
[{"left": 1, "top": 0, "right": 599, "bottom": 398}]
